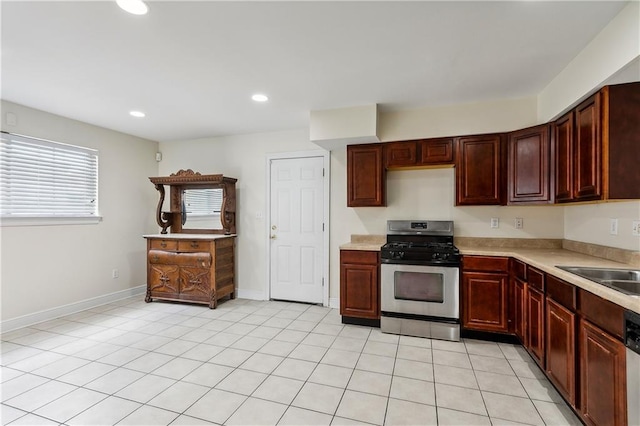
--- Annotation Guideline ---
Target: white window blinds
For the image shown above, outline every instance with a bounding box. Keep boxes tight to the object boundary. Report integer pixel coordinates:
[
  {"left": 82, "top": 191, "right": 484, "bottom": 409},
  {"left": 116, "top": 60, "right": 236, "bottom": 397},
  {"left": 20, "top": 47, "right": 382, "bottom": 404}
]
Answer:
[
  {"left": 184, "top": 188, "right": 223, "bottom": 217},
  {"left": 0, "top": 132, "right": 99, "bottom": 218}
]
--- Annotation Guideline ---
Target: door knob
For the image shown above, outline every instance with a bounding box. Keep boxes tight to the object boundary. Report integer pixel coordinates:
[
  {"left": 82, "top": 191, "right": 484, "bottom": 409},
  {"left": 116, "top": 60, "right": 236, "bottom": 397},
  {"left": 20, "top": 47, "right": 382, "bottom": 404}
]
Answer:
[
  {"left": 270, "top": 234, "right": 277, "bottom": 240},
  {"left": 271, "top": 225, "right": 277, "bottom": 230}
]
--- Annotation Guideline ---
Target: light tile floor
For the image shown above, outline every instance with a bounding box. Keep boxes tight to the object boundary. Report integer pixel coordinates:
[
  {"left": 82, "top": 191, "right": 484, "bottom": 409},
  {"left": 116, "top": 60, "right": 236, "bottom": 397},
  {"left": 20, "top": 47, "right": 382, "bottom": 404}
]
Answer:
[{"left": 1, "top": 297, "right": 582, "bottom": 425}]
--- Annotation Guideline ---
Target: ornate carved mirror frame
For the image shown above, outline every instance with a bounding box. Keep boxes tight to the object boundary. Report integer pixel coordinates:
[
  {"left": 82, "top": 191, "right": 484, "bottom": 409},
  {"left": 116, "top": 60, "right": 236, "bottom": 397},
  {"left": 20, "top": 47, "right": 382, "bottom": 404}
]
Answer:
[{"left": 149, "top": 169, "right": 237, "bottom": 235}]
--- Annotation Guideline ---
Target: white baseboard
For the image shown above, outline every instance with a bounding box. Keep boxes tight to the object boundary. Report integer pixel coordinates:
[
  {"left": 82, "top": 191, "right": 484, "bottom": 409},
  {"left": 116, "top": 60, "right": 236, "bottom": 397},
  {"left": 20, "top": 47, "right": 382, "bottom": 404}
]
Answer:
[
  {"left": 237, "top": 288, "right": 266, "bottom": 301},
  {"left": 329, "top": 297, "right": 340, "bottom": 309},
  {"left": 1, "top": 285, "right": 146, "bottom": 333}
]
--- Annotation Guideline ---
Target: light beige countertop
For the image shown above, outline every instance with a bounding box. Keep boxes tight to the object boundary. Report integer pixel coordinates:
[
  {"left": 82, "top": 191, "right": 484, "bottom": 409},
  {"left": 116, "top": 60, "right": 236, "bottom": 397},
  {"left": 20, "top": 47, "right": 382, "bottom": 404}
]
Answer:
[
  {"left": 339, "top": 234, "right": 386, "bottom": 251},
  {"left": 457, "top": 245, "right": 640, "bottom": 314},
  {"left": 143, "top": 234, "right": 236, "bottom": 240},
  {"left": 340, "top": 234, "right": 640, "bottom": 314}
]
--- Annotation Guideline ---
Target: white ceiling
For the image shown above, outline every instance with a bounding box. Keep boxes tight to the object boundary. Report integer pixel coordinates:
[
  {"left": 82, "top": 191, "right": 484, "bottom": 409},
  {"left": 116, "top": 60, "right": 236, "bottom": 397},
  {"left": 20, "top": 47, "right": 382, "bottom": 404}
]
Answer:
[{"left": 1, "top": 1, "right": 629, "bottom": 142}]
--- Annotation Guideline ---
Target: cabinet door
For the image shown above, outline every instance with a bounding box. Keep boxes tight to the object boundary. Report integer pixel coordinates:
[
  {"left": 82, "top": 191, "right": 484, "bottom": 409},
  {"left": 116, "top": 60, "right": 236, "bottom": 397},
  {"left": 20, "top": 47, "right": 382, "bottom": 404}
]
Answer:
[
  {"left": 347, "top": 144, "right": 385, "bottom": 207},
  {"left": 180, "top": 267, "right": 210, "bottom": 297},
  {"left": 385, "top": 141, "right": 417, "bottom": 168},
  {"left": 340, "top": 251, "right": 379, "bottom": 319},
  {"left": 513, "top": 278, "right": 526, "bottom": 344},
  {"left": 526, "top": 287, "right": 545, "bottom": 367},
  {"left": 545, "top": 297, "right": 576, "bottom": 406},
  {"left": 507, "top": 124, "right": 551, "bottom": 204},
  {"left": 579, "top": 319, "right": 626, "bottom": 426},
  {"left": 148, "top": 264, "right": 180, "bottom": 294},
  {"left": 554, "top": 112, "right": 574, "bottom": 202},
  {"left": 455, "top": 135, "right": 505, "bottom": 205},
  {"left": 574, "top": 94, "right": 602, "bottom": 201},
  {"left": 462, "top": 272, "right": 509, "bottom": 333},
  {"left": 419, "top": 138, "right": 454, "bottom": 165}
]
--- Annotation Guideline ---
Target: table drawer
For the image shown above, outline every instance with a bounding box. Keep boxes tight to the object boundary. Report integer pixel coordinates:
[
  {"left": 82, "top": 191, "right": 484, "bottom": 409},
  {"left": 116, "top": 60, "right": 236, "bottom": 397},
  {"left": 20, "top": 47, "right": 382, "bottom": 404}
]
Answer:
[
  {"left": 149, "top": 250, "right": 211, "bottom": 268},
  {"left": 149, "top": 239, "right": 178, "bottom": 251},
  {"left": 178, "top": 240, "right": 212, "bottom": 252}
]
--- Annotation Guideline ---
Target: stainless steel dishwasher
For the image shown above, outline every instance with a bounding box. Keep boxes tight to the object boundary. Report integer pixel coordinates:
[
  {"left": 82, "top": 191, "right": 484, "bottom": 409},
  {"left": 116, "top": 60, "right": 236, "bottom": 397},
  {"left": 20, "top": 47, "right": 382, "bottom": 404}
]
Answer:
[{"left": 625, "top": 310, "right": 640, "bottom": 426}]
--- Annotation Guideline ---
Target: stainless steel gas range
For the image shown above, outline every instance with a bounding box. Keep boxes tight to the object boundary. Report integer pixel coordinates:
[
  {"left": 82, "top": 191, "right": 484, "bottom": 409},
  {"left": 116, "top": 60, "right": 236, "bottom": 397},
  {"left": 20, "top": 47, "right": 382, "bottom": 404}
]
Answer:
[{"left": 380, "top": 220, "right": 461, "bottom": 342}]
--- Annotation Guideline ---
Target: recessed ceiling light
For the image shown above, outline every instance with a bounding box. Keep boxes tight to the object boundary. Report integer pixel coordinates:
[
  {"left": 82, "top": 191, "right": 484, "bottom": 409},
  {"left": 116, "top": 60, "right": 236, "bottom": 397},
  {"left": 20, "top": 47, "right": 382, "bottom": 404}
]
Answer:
[
  {"left": 252, "top": 94, "right": 269, "bottom": 102},
  {"left": 130, "top": 111, "right": 146, "bottom": 118},
  {"left": 116, "top": 0, "right": 148, "bottom": 15}
]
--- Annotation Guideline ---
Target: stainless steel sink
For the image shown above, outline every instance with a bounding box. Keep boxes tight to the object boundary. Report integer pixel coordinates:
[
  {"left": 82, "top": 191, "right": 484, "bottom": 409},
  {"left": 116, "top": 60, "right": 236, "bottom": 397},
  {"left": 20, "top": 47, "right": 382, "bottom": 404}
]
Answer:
[{"left": 556, "top": 266, "right": 640, "bottom": 297}]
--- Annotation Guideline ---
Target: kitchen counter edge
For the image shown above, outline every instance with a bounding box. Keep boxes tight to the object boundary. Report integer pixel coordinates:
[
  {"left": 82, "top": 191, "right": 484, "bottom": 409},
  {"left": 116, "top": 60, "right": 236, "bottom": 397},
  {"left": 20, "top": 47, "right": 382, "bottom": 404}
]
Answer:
[{"left": 457, "top": 246, "right": 640, "bottom": 315}]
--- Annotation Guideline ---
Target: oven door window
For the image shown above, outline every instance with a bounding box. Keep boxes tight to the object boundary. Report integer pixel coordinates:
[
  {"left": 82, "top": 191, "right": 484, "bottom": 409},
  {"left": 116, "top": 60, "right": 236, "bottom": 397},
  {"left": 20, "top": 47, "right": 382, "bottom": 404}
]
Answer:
[{"left": 394, "top": 271, "right": 444, "bottom": 303}]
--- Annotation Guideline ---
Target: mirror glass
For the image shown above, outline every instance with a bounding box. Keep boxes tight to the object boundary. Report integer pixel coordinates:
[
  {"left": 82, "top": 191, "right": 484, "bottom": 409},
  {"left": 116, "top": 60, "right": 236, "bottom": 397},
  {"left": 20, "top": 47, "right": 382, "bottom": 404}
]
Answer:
[{"left": 182, "top": 188, "right": 224, "bottom": 230}]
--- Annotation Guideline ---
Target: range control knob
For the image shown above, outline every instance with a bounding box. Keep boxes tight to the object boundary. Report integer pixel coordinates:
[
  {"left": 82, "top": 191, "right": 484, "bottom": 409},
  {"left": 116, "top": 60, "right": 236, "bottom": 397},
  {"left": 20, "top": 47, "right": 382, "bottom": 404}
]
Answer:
[{"left": 391, "top": 251, "right": 405, "bottom": 260}]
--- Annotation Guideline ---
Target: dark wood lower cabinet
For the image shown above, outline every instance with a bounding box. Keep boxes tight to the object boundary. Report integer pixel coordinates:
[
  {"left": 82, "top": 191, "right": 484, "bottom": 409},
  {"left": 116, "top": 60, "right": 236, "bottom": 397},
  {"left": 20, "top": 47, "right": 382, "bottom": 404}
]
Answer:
[
  {"left": 462, "top": 271, "right": 509, "bottom": 333},
  {"left": 579, "top": 318, "right": 627, "bottom": 426},
  {"left": 513, "top": 278, "right": 526, "bottom": 343},
  {"left": 340, "top": 250, "right": 380, "bottom": 321},
  {"left": 546, "top": 297, "right": 576, "bottom": 406},
  {"left": 525, "top": 286, "right": 545, "bottom": 367}
]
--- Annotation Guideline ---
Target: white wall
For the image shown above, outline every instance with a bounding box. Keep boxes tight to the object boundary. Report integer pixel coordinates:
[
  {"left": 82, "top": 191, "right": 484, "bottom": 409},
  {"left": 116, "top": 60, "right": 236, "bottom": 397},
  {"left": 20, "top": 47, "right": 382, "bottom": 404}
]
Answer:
[
  {"left": 379, "top": 96, "right": 538, "bottom": 141},
  {"left": 0, "top": 101, "right": 159, "bottom": 322},
  {"left": 564, "top": 202, "right": 640, "bottom": 251},
  {"left": 536, "top": 1, "right": 640, "bottom": 252},
  {"left": 538, "top": 1, "right": 640, "bottom": 122},
  {"left": 157, "top": 129, "right": 320, "bottom": 299}
]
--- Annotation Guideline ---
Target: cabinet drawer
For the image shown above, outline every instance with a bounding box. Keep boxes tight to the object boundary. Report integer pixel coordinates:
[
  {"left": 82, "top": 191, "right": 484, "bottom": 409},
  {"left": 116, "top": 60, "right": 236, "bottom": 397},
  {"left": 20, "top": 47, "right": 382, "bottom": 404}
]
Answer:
[
  {"left": 340, "top": 250, "right": 378, "bottom": 265},
  {"left": 527, "top": 266, "right": 545, "bottom": 292},
  {"left": 547, "top": 275, "right": 576, "bottom": 311},
  {"left": 149, "top": 239, "right": 178, "bottom": 251},
  {"left": 178, "top": 240, "right": 211, "bottom": 252},
  {"left": 463, "top": 256, "right": 509, "bottom": 272},
  {"left": 511, "top": 259, "right": 526, "bottom": 280},
  {"left": 149, "top": 250, "right": 212, "bottom": 268},
  {"left": 578, "top": 289, "right": 624, "bottom": 340}
]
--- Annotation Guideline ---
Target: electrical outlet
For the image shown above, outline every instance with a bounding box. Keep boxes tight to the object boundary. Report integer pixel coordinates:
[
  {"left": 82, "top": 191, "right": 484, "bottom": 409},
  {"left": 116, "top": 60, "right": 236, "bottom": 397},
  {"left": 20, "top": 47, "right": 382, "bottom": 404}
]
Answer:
[
  {"left": 256, "top": 211, "right": 263, "bottom": 220},
  {"left": 112, "top": 269, "right": 119, "bottom": 279},
  {"left": 633, "top": 221, "right": 640, "bottom": 236},
  {"left": 490, "top": 218, "right": 499, "bottom": 229},
  {"left": 610, "top": 219, "right": 618, "bottom": 235},
  {"left": 515, "top": 218, "right": 523, "bottom": 229}
]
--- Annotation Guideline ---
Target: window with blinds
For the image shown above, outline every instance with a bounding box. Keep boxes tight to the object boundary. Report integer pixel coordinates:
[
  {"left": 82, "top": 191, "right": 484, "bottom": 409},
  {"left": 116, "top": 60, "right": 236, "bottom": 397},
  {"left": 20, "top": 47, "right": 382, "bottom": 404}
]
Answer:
[
  {"left": 0, "top": 132, "right": 99, "bottom": 218},
  {"left": 184, "top": 188, "right": 223, "bottom": 217}
]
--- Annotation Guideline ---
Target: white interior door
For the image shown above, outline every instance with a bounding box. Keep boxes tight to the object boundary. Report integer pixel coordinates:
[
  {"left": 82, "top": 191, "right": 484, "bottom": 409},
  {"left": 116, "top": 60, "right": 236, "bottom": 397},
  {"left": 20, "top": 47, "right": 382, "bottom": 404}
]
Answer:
[{"left": 269, "top": 156, "right": 325, "bottom": 303}]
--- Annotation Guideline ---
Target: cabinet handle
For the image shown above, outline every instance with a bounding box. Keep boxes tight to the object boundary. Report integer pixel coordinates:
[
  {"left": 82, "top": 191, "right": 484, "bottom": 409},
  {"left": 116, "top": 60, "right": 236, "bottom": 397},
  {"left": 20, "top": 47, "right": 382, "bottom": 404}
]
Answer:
[
  {"left": 190, "top": 241, "right": 199, "bottom": 248},
  {"left": 160, "top": 241, "right": 167, "bottom": 248}
]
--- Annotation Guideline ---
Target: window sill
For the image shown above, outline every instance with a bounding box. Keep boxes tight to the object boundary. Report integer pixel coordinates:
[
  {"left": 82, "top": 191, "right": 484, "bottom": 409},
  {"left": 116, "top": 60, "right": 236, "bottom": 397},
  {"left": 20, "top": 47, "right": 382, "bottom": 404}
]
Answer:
[{"left": 0, "top": 216, "right": 103, "bottom": 227}]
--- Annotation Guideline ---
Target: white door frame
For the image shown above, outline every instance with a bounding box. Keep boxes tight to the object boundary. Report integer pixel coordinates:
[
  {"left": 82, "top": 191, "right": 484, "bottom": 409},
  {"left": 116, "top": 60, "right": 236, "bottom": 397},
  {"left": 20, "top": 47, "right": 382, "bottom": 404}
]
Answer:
[{"left": 265, "top": 150, "right": 330, "bottom": 306}]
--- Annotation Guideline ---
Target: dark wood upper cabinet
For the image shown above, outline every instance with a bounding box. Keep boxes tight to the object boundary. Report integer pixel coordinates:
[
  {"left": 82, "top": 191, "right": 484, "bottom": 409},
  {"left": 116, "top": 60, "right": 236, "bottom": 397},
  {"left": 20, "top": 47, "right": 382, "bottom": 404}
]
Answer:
[
  {"left": 347, "top": 83, "right": 639, "bottom": 208},
  {"left": 455, "top": 134, "right": 505, "bottom": 205},
  {"left": 554, "top": 112, "right": 574, "bottom": 202},
  {"left": 574, "top": 94, "right": 602, "bottom": 201},
  {"left": 602, "top": 82, "right": 640, "bottom": 199},
  {"left": 347, "top": 144, "right": 385, "bottom": 207},
  {"left": 385, "top": 138, "right": 454, "bottom": 168},
  {"left": 553, "top": 82, "right": 640, "bottom": 203},
  {"left": 385, "top": 141, "right": 418, "bottom": 168},
  {"left": 419, "top": 138, "right": 454, "bottom": 165},
  {"left": 507, "top": 124, "right": 551, "bottom": 204}
]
